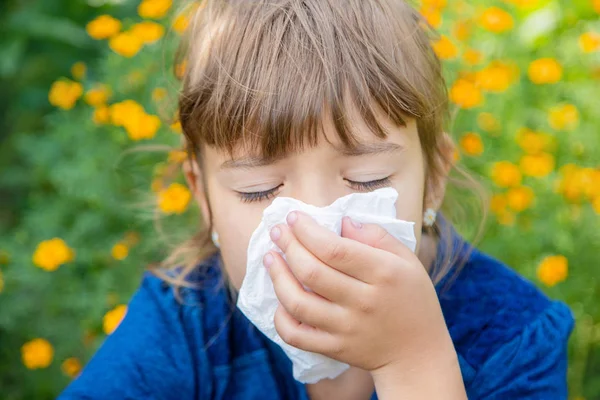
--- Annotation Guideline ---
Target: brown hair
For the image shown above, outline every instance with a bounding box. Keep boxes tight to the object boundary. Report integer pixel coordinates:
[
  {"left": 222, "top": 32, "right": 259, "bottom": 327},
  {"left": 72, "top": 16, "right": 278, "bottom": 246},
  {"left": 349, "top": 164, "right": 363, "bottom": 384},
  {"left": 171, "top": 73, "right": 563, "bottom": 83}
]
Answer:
[{"left": 154, "top": 0, "right": 487, "bottom": 293}]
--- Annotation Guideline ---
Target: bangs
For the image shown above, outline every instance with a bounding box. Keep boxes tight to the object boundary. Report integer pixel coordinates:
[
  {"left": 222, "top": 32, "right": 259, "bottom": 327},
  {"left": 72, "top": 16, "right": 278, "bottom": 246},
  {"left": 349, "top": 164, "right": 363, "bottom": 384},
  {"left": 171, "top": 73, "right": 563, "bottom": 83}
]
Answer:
[{"left": 178, "top": 0, "right": 446, "bottom": 160}]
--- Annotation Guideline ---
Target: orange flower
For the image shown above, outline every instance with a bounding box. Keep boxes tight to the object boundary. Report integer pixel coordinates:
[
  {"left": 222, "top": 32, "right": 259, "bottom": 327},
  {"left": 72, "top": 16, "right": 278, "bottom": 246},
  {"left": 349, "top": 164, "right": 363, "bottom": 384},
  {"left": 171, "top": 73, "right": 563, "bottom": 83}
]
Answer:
[
  {"left": 109, "top": 32, "right": 143, "bottom": 57},
  {"left": 48, "top": 80, "right": 83, "bottom": 110},
  {"left": 21, "top": 339, "right": 54, "bottom": 369},
  {"left": 490, "top": 193, "right": 507, "bottom": 214},
  {"left": 61, "top": 357, "right": 82, "bottom": 378},
  {"left": 528, "top": 58, "right": 562, "bottom": 84},
  {"left": 168, "top": 150, "right": 188, "bottom": 163},
  {"left": 579, "top": 32, "right": 600, "bottom": 53},
  {"left": 111, "top": 243, "right": 129, "bottom": 260},
  {"left": 459, "top": 132, "right": 484, "bottom": 156},
  {"left": 33, "top": 238, "right": 75, "bottom": 272},
  {"left": 71, "top": 62, "right": 86, "bottom": 80},
  {"left": 93, "top": 106, "right": 111, "bottom": 125},
  {"left": 476, "top": 61, "right": 519, "bottom": 93},
  {"left": 477, "top": 112, "right": 501, "bottom": 133},
  {"left": 507, "top": 186, "right": 534, "bottom": 212},
  {"left": 491, "top": 161, "right": 522, "bottom": 188},
  {"left": 123, "top": 111, "right": 162, "bottom": 141},
  {"left": 86, "top": 15, "right": 121, "bottom": 39},
  {"left": 171, "top": 120, "right": 182, "bottom": 134},
  {"left": 422, "top": 0, "right": 447, "bottom": 7},
  {"left": 453, "top": 20, "right": 472, "bottom": 41},
  {"left": 84, "top": 84, "right": 112, "bottom": 107},
  {"left": 432, "top": 35, "right": 458, "bottom": 60},
  {"left": 103, "top": 305, "right": 128, "bottom": 335},
  {"left": 173, "top": 14, "right": 190, "bottom": 34},
  {"left": 594, "top": 0, "right": 600, "bottom": 13},
  {"left": 130, "top": 21, "right": 165, "bottom": 44},
  {"left": 158, "top": 183, "right": 192, "bottom": 214},
  {"left": 138, "top": 0, "right": 173, "bottom": 19},
  {"left": 463, "top": 49, "right": 483, "bottom": 65},
  {"left": 548, "top": 104, "right": 579, "bottom": 131},
  {"left": 479, "top": 7, "right": 514, "bottom": 33},
  {"left": 537, "top": 255, "right": 568, "bottom": 287},
  {"left": 450, "top": 78, "right": 483, "bottom": 109}
]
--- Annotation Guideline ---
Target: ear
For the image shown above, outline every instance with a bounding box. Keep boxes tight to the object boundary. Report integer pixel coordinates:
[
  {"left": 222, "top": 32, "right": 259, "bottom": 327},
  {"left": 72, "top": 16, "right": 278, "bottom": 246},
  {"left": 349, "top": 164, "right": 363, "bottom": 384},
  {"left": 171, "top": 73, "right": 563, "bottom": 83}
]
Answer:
[
  {"left": 425, "top": 132, "right": 456, "bottom": 210},
  {"left": 183, "top": 157, "right": 211, "bottom": 223}
]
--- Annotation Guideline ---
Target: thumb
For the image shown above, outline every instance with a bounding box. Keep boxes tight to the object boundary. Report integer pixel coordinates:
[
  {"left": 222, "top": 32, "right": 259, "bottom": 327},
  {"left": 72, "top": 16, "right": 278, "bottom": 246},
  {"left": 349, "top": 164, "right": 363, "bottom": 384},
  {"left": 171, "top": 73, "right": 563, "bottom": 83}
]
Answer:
[{"left": 341, "top": 216, "right": 412, "bottom": 259}]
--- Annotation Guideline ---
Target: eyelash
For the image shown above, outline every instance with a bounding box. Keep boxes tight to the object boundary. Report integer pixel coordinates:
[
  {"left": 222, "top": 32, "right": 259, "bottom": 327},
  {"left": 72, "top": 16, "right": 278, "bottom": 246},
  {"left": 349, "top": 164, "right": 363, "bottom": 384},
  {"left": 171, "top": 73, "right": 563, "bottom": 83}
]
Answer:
[{"left": 237, "top": 177, "right": 392, "bottom": 203}]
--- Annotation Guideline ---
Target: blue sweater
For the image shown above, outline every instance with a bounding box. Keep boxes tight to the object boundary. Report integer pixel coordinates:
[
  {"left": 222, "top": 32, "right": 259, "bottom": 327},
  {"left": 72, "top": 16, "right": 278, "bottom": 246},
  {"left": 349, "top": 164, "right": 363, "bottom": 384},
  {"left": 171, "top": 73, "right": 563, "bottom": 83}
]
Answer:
[{"left": 59, "top": 228, "right": 574, "bottom": 399}]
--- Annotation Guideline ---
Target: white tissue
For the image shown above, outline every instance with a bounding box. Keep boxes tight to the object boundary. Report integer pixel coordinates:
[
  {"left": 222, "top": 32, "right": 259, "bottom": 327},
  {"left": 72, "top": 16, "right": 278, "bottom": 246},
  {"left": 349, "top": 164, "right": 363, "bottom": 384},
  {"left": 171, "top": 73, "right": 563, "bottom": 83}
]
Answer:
[{"left": 236, "top": 187, "right": 417, "bottom": 384}]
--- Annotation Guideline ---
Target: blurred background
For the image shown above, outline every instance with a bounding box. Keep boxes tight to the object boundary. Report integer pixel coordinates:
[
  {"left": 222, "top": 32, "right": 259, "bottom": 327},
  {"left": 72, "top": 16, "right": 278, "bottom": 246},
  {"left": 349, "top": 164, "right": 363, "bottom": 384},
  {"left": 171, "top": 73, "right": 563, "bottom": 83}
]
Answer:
[{"left": 0, "top": 0, "right": 599, "bottom": 398}]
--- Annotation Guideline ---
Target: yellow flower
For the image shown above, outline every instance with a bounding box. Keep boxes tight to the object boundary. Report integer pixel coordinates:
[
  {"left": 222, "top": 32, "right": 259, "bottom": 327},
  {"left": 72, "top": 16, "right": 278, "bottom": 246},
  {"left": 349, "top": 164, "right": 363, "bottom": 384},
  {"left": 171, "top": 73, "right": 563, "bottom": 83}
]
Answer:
[
  {"left": 93, "top": 105, "right": 111, "bottom": 125},
  {"left": 432, "top": 35, "right": 458, "bottom": 60},
  {"left": 175, "top": 60, "right": 187, "bottom": 79},
  {"left": 170, "top": 120, "right": 182, "bottom": 134},
  {"left": 123, "top": 111, "right": 162, "bottom": 141},
  {"left": 86, "top": 15, "right": 122, "bottom": 39},
  {"left": 450, "top": 78, "right": 484, "bottom": 109},
  {"left": 33, "top": 238, "right": 75, "bottom": 272},
  {"left": 71, "top": 62, "right": 86, "bottom": 80},
  {"left": 168, "top": 150, "right": 188, "bottom": 163},
  {"left": 579, "top": 32, "right": 600, "bottom": 53},
  {"left": 84, "top": 85, "right": 112, "bottom": 107},
  {"left": 497, "top": 210, "right": 516, "bottom": 226},
  {"left": 173, "top": 14, "right": 190, "bottom": 34},
  {"left": 548, "top": 104, "right": 579, "bottom": 131},
  {"left": 158, "top": 183, "right": 191, "bottom": 214},
  {"left": 130, "top": 21, "right": 165, "bottom": 44},
  {"left": 463, "top": 49, "right": 484, "bottom": 66},
  {"left": 109, "top": 100, "right": 145, "bottom": 126},
  {"left": 477, "top": 112, "right": 501, "bottom": 133},
  {"left": 138, "top": 0, "right": 173, "bottom": 19},
  {"left": 537, "top": 255, "right": 568, "bottom": 287},
  {"left": 453, "top": 20, "right": 472, "bottom": 41},
  {"left": 48, "top": 80, "right": 83, "bottom": 110},
  {"left": 460, "top": 132, "right": 484, "bottom": 156},
  {"left": 507, "top": 186, "right": 534, "bottom": 212},
  {"left": 422, "top": 0, "right": 447, "bottom": 7},
  {"left": 21, "top": 339, "right": 54, "bottom": 369},
  {"left": 595, "top": 0, "right": 600, "bottom": 13},
  {"left": 61, "top": 357, "right": 82, "bottom": 378},
  {"left": 528, "top": 58, "right": 562, "bottom": 84},
  {"left": 479, "top": 7, "right": 514, "bottom": 33},
  {"left": 111, "top": 243, "right": 129, "bottom": 261},
  {"left": 109, "top": 32, "right": 143, "bottom": 58},
  {"left": 515, "top": 128, "right": 553, "bottom": 154},
  {"left": 491, "top": 161, "right": 522, "bottom": 188},
  {"left": 152, "top": 87, "right": 168, "bottom": 102},
  {"left": 420, "top": 7, "right": 442, "bottom": 28},
  {"left": 476, "top": 61, "right": 519, "bottom": 93},
  {"left": 490, "top": 193, "right": 507, "bottom": 214},
  {"left": 103, "top": 305, "right": 127, "bottom": 335}
]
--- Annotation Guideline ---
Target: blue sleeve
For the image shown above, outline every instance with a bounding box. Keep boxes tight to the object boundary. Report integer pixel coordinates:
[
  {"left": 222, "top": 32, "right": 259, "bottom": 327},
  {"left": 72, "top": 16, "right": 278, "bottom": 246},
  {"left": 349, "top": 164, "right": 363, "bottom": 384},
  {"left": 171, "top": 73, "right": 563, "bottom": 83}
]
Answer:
[
  {"left": 467, "top": 301, "right": 575, "bottom": 399},
  {"left": 58, "top": 273, "right": 201, "bottom": 399}
]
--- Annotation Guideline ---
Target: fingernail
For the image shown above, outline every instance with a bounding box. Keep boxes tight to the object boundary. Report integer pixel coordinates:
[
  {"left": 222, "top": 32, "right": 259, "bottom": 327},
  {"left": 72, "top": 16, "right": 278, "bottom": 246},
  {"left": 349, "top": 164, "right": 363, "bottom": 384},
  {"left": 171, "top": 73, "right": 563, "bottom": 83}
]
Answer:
[
  {"left": 287, "top": 211, "right": 298, "bottom": 226},
  {"left": 349, "top": 217, "right": 362, "bottom": 229},
  {"left": 270, "top": 226, "right": 281, "bottom": 241},
  {"left": 263, "top": 253, "right": 274, "bottom": 269}
]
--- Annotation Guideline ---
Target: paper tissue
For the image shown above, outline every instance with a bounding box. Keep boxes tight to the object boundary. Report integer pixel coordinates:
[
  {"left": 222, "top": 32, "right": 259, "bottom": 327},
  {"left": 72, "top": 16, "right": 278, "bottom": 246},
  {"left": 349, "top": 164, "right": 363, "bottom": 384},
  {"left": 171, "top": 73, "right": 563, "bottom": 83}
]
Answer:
[{"left": 236, "top": 187, "right": 417, "bottom": 383}]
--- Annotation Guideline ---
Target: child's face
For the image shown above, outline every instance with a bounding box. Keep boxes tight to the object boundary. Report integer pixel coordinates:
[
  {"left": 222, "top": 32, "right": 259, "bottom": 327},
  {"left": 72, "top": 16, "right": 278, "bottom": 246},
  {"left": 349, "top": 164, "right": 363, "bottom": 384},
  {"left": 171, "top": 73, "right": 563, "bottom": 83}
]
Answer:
[{"left": 188, "top": 110, "right": 437, "bottom": 290}]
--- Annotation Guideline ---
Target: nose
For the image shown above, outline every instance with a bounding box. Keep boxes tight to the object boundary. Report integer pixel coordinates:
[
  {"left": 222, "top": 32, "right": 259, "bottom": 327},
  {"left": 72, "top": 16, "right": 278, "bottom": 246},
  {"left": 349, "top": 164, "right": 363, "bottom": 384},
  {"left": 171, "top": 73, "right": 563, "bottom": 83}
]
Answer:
[{"left": 289, "top": 180, "right": 346, "bottom": 208}]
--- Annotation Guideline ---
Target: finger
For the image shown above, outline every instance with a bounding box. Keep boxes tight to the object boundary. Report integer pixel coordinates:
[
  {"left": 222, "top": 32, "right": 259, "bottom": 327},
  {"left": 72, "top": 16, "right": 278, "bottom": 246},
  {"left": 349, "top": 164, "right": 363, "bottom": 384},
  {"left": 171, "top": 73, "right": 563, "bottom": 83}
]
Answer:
[
  {"left": 340, "top": 216, "right": 416, "bottom": 260},
  {"left": 270, "top": 223, "right": 368, "bottom": 303},
  {"left": 283, "top": 211, "right": 389, "bottom": 284},
  {"left": 265, "top": 251, "right": 345, "bottom": 332},
  {"left": 274, "top": 305, "right": 341, "bottom": 356}
]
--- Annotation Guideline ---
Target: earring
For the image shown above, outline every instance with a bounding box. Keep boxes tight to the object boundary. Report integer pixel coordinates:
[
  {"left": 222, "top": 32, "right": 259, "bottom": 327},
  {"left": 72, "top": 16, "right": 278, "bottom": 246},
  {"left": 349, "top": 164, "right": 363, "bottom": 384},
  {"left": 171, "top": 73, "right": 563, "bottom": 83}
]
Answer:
[
  {"left": 423, "top": 208, "right": 437, "bottom": 227},
  {"left": 211, "top": 231, "right": 220, "bottom": 248}
]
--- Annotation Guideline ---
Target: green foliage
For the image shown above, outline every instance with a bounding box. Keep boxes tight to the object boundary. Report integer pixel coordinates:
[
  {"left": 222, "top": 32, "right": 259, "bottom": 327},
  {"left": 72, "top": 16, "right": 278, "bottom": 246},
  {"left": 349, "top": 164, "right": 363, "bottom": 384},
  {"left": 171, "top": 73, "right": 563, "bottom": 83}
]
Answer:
[{"left": 0, "top": 0, "right": 599, "bottom": 398}]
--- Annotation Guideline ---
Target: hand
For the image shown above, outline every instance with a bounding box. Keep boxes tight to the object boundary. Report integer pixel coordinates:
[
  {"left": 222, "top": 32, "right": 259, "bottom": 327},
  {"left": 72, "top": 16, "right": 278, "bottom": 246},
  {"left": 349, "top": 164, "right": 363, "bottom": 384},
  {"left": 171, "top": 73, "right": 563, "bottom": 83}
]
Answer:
[{"left": 264, "top": 211, "right": 457, "bottom": 375}]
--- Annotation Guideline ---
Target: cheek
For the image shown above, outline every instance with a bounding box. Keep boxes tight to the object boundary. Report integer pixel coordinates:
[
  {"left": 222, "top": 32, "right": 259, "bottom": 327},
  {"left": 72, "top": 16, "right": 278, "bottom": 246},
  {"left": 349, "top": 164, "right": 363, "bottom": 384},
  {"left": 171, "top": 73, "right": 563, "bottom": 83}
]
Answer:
[
  {"left": 392, "top": 163, "right": 426, "bottom": 250},
  {"left": 207, "top": 183, "right": 264, "bottom": 290}
]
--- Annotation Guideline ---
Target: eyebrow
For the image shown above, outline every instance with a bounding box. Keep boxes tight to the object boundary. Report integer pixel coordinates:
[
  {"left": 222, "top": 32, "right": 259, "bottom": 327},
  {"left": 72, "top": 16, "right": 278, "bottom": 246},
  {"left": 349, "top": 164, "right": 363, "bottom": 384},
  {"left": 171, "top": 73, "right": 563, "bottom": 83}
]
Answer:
[{"left": 220, "top": 142, "right": 403, "bottom": 169}]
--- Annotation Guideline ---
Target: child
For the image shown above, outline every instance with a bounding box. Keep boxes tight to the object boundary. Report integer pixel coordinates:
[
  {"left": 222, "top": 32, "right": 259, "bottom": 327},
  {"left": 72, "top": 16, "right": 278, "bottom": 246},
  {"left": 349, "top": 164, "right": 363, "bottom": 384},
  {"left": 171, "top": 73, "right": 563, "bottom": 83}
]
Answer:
[{"left": 59, "top": 0, "right": 574, "bottom": 398}]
